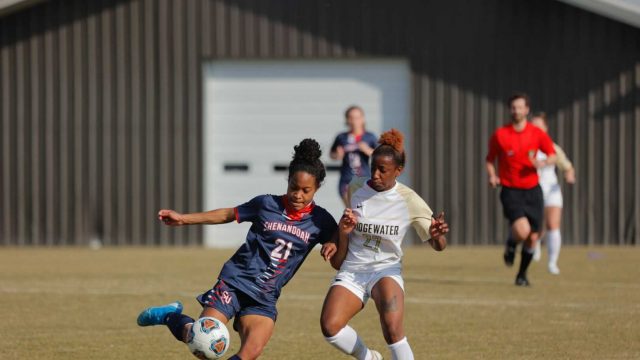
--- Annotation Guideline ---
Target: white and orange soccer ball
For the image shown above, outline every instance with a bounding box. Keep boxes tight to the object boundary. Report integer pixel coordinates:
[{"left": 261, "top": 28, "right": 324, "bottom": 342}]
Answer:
[{"left": 187, "top": 317, "right": 230, "bottom": 359}]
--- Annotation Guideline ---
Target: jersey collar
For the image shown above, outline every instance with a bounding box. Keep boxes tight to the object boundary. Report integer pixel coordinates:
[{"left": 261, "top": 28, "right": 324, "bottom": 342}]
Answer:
[
  {"left": 365, "top": 180, "right": 398, "bottom": 195},
  {"left": 281, "top": 195, "right": 315, "bottom": 221}
]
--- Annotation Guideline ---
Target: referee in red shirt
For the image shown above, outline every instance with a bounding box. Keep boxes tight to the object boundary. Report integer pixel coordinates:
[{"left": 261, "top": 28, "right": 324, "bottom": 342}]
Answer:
[{"left": 486, "top": 93, "right": 557, "bottom": 286}]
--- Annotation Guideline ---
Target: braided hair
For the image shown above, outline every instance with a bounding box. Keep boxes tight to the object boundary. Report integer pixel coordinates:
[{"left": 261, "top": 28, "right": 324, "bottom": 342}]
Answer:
[{"left": 288, "top": 139, "right": 326, "bottom": 187}]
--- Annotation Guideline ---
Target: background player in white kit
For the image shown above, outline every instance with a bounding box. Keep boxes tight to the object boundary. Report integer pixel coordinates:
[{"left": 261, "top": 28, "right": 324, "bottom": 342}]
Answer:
[
  {"left": 320, "top": 129, "right": 449, "bottom": 360},
  {"left": 530, "top": 112, "right": 575, "bottom": 274}
]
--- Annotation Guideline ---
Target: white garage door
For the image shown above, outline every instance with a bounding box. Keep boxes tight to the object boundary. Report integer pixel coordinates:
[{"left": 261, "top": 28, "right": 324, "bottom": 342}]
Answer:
[{"left": 203, "top": 60, "right": 411, "bottom": 247}]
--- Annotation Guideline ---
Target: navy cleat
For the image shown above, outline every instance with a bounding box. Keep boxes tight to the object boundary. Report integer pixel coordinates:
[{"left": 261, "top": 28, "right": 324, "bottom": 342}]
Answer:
[{"left": 137, "top": 301, "right": 183, "bottom": 326}]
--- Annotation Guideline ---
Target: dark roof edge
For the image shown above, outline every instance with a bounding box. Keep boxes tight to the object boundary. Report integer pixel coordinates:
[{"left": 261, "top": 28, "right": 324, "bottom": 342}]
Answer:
[
  {"left": 558, "top": 0, "right": 640, "bottom": 29},
  {"left": 0, "top": 0, "right": 46, "bottom": 17}
]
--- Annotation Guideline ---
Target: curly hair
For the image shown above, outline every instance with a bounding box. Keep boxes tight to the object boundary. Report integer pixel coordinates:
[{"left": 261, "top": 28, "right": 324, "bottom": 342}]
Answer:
[
  {"left": 372, "top": 128, "right": 406, "bottom": 167},
  {"left": 288, "top": 138, "right": 326, "bottom": 187}
]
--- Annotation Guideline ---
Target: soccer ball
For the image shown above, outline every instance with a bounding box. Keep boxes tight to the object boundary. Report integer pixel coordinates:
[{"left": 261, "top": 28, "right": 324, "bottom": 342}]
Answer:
[{"left": 187, "top": 317, "right": 230, "bottom": 359}]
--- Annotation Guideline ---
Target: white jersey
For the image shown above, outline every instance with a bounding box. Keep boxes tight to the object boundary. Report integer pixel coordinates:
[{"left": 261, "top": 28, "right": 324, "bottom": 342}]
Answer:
[
  {"left": 537, "top": 151, "right": 558, "bottom": 187},
  {"left": 537, "top": 143, "right": 573, "bottom": 208},
  {"left": 537, "top": 143, "right": 573, "bottom": 187},
  {"left": 340, "top": 178, "right": 433, "bottom": 272}
]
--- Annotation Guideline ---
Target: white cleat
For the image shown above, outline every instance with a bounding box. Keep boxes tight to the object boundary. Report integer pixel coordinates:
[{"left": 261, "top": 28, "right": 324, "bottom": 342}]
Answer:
[
  {"left": 548, "top": 263, "right": 560, "bottom": 275},
  {"left": 370, "top": 350, "right": 384, "bottom": 360},
  {"left": 533, "top": 241, "right": 542, "bottom": 262}
]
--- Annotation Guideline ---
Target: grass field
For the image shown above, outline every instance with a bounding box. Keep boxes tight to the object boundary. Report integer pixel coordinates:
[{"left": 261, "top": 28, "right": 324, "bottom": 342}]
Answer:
[{"left": 0, "top": 246, "right": 638, "bottom": 359}]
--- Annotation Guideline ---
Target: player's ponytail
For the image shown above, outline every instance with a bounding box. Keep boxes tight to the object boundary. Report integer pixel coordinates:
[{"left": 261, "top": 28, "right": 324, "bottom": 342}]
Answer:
[
  {"left": 373, "top": 128, "right": 406, "bottom": 167},
  {"left": 289, "top": 138, "right": 326, "bottom": 187}
]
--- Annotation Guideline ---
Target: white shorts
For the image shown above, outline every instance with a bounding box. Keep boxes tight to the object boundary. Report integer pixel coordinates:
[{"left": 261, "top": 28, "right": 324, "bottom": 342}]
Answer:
[
  {"left": 331, "top": 267, "right": 404, "bottom": 304},
  {"left": 541, "top": 182, "right": 563, "bottom": 208}
]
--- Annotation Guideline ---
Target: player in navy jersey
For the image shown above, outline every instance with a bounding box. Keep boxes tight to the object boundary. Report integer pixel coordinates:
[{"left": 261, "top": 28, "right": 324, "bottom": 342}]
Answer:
[
  {"left": 331, "top": 105, "right": 378, "bottom": 206},
  {"left": 136, "top": 139, "right": 340, "bottom": 360}
]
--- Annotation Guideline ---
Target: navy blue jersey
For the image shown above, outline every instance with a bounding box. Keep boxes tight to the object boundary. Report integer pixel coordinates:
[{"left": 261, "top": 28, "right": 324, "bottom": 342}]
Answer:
[
  {"left": 331, "top": 131, "right": 378, "bottom": 185},
  {"left": 218, "top": 195, "right": 338, "bottom": 305}
]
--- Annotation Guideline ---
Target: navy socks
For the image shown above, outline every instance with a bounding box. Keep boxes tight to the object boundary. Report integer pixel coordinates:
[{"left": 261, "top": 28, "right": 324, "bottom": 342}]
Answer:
[{"left": 165, "top": 313, "right": 195, "bottom": 342}]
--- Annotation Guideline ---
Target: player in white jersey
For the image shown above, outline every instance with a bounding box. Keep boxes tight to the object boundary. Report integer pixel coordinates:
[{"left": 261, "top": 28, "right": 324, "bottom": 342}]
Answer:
[
  {"left": 320, "top": 129, "right": 449, "bottom": 360},
  {"left": 531, "top": 113, "right": 575, "bottom": 274}
]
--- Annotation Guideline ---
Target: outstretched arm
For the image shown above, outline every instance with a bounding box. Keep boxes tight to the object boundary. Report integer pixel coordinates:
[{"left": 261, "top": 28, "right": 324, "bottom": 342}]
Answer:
[{"left": 158, "top": 208, "right": 236, "bottom": 226}]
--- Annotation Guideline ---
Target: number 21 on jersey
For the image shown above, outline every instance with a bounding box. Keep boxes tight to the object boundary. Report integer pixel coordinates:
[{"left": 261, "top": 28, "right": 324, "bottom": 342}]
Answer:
[
  {"left": 362, "top": 233, "right": 381, "bottom": 253},
  {"left": 271, "top": 239, "right": 293, "bottom": 260}
]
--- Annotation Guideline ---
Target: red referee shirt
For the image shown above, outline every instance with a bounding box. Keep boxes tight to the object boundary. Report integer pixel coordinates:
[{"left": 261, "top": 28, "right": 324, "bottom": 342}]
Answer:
[{"left": 486, "top": 122, "right": 555, "bottom": 189}]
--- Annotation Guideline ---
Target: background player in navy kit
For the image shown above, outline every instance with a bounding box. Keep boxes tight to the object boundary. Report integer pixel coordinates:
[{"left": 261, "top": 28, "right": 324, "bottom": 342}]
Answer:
[
  {"left": 331, "top": 105, "right": 378, "bottom": 206},
  {"left": 136, "top": 139, "right": 339, "bottom": 360}
]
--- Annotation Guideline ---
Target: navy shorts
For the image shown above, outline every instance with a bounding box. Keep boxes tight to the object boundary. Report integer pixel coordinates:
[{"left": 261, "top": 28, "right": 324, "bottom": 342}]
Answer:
[{"left": 197, "top": 279, "right": 278, "bottom": 330}]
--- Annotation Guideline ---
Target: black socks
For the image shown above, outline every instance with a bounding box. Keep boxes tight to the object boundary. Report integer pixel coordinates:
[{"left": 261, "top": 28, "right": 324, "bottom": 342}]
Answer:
[{"left": 518, "top": 246, "right": 534, "bottom": 277}]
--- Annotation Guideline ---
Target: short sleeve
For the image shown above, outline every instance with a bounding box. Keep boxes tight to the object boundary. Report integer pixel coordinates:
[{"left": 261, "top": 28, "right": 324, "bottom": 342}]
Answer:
[
  {"left": 399, "top": 186, "right": 434, "bottom": 242},
  {"left": 330, "top": 134, "right": 342, "bottom": 152},
  {"left": 538, "top": 131, "right": 556, "bottom": 156},
  {"left": 317, "top": 213, "right": 338, "bottom": 245},
  {"left": 486, "top": 132, "right": 498, "bottom": 162},
  {"left": 235, "top": 195, "right": 264, "bottom": 223},
  {"left": 366, "top": 132, "right": 378, "bottom": 148}
]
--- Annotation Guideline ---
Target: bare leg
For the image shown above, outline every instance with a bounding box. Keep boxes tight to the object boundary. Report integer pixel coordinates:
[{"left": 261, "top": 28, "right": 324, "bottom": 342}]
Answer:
[
  {"left": 511, "top": 217, "right": 537, "bottom": 285},
  {"left": 371, "top": 278, "right": 413, "bottom": 360},
  {"left": 321, "top": 285, "right": 375, "bottom": 359},
  {"left": 235, "top": 315, "right": 275, "bottom": 360}
]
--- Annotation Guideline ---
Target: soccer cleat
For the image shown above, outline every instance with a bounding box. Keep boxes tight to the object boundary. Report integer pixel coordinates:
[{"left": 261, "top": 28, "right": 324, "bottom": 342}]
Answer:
[
  {"left": 515, "top": 274, "right": 530, "bottom": 287},
  {"left": 533, "top": 241, "right": 542, "bottom": 262},
  {"left": 137, "top": 301, "right": 183, "bottom": 326},
  {"left": 370, "top": 350, "right": 384, "bottom": 360},
  {"left": 548, "top": 263, "right": 560, "bottom": 275},
  {"left": 503, "top": 247, "right": 515, "bottom": 267}
]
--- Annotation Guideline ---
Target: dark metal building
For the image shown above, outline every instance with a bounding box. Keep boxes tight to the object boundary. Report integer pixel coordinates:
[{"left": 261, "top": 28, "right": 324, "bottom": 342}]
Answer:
[{"left": 1, "top": 0, "right": 639, "bottom": 246}]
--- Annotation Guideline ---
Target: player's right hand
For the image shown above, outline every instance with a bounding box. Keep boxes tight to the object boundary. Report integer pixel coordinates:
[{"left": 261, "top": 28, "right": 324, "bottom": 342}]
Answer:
[
  {"left": 339, "top": 208, "right": 358, "bottom": 234},
  {"left": 158, "top": 209, "right": 186, "bottom": 226},
  {"left": 488, "top": 175, "right": 501, "bottom": 188},
  {"left": 320, "top": 242, "right": 337, "bottom": 261}
]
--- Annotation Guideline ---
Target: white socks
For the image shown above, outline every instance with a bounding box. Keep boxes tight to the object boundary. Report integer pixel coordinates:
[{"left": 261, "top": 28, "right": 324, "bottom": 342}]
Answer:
[
  {"left": 388, "top": 337, "right": 414, "bottom": 360},
  {"left": 547, "top": 229, "right": 561, "bottom": 268},
  {"left": 326, "top": 326, "right": 415, "bottom": 360},
  {"left": 325, "top": 325, "right": 373, "bottom": 360}
]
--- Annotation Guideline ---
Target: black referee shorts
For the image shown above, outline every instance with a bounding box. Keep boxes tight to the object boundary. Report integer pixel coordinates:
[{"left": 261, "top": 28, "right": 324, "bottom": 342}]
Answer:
[{"left": 499, "top": 185, "right": 544, "bottom": 233}]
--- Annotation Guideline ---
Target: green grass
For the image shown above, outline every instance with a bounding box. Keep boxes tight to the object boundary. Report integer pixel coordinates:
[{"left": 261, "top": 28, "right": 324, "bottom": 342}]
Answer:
[{"left": 0, "top": 246, "right": 638, "bottom": 359}]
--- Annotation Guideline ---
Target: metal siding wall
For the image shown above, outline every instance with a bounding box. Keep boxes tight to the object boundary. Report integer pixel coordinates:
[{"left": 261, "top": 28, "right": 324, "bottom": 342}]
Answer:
[
  {"left": 0, "top": 0, "right": 203, "bottom": 245},
  {"left": 0, "top": 0, "right": 638, "bottom": 246}
]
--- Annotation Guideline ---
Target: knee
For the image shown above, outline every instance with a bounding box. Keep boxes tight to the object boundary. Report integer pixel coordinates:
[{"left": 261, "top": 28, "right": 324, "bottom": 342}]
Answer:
[
  {"left": 239, "top": 343, "right": 265, "bottom": 360},
  {"left": 320, "top": 314, "right": 345, "bottom": 338},
  {"left": 381, "top": 320, "right": 405, "bottom": 344}
]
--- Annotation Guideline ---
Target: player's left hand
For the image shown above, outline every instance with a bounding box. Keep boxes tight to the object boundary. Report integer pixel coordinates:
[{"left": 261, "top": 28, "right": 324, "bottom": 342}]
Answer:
[
  {"left": 320, "top": 242, "right": 337, "bottom": 261},
  {"left": 429, "top": 212, "right": 449, "bottom": 239},
  {"left": 565, "top": 168, "right": 576, "bottom": 184}
]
